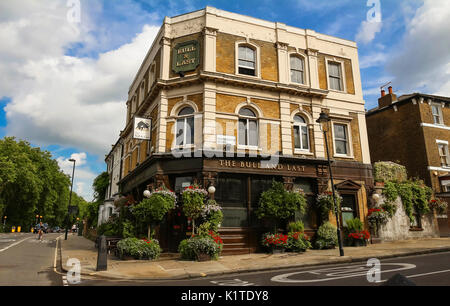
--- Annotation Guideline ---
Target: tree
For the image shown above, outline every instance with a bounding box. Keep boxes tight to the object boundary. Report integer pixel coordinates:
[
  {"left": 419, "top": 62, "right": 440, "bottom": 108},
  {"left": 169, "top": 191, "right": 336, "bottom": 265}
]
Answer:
[
  {"left": 93, "top": 171, "right": 109, "bottom": 203},
  {"left": 256, "top": 180, "right": 307, "bottom": 233},
  {"left": 0, "top": 137, "right": 72, "bottom": 228},
  {"left": 132, "top": 189, "right": 176, "bottom": 239}
]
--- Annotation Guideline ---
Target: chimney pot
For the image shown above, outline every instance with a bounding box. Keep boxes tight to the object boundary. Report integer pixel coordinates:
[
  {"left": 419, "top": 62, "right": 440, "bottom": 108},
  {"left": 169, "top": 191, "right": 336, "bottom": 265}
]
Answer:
[
  {"left": 388, "top": 86, "right": 393, "bottom": 94},
  {"left": 381, "top": 90, "right": 386, "bottom": 97}
]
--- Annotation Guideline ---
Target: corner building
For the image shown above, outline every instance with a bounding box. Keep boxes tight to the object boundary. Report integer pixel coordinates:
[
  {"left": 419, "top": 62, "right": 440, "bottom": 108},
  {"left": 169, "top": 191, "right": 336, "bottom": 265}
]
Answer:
[{"left": 116, "top": 7, "right": 373, "bottom": 254}]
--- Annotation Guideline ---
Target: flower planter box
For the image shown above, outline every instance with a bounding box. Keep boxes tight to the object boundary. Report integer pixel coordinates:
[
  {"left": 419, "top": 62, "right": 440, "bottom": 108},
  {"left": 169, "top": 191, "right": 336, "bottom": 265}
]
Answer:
[
  {"left": 271, "top": 248, "right": 286, "bottom": 254},
  {"left": 352, "top": 239, "right": 367, "bottom": 247},
  {"left": 196, "top": 253, "right": 211, "bottom": 262}
]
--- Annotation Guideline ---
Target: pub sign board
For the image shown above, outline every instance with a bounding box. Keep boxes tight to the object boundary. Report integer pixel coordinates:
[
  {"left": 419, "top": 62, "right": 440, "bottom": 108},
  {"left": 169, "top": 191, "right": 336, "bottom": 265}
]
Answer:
[
  {"left": 172, "top": 40, "right": 200, "bottom": 74},
  {"left": 133, "top": 117, "right": 152, "bottom": 140}
]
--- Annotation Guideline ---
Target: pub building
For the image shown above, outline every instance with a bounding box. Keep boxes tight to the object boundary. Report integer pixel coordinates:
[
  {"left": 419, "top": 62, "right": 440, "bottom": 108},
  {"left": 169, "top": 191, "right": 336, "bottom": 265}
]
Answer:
[{"left": 108, "top": 7, "right": 373, "bottom": 254}]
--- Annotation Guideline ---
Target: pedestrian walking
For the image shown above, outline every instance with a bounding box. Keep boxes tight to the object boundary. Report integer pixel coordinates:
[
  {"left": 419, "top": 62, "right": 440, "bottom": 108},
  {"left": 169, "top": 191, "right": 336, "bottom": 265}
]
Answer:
[{"left": 38, "top": 222, "right": 44, "bottom": 241}]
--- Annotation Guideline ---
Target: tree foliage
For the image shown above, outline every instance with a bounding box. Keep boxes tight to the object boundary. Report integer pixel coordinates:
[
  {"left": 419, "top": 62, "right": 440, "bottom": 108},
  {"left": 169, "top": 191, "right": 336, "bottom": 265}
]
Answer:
[{"left": 0, "top": 137, "right": 77, "bottom": 227}]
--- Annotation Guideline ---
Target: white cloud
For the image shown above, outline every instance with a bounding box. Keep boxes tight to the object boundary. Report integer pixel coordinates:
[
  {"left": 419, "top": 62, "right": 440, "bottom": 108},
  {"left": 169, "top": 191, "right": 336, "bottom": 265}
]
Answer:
[
  {"left": 355, "top": 20, "right": 382, "bottom": 45},
  {"left": 359, "top": 52, "right": 387, "bottom": 69},
  {"left": 56, "top": 152, "right": 97, "bottom": 201},
  {"left": 386, "top": 0, "right": 450, "bottom": 96},
  {"left": 0, "top": 1, "right": 160, "bottom": 156}
]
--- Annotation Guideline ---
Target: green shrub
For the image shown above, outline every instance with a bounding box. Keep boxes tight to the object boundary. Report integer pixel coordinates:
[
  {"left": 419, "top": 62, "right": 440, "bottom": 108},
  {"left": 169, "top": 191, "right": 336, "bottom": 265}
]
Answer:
[
  {"left": 287, "top": 232, "right": 311, "bottom": 253},
  {"left": 373, "top": 162, "right": 407, "bottom": 183},
  {"left": 178, "top": 235, "right": 222, "bottom": 261},
  {"left": 256, "top": 180, "right": 307, "bottom": 233},
  {"left": 116, "top": 238, "right": 161, "bottom": 260},
  {"left": 344, "top": 218, "right": 364, "bottom": 233},
  {"left": 314, "top": 222, "right": 338, "bottom": 250},
  {"left": 287, "top": 220, "right": 304, "bottom": 233}
]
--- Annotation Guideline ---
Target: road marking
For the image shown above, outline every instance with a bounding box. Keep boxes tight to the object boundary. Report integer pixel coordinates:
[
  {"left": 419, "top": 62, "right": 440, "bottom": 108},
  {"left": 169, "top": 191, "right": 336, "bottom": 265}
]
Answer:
[
  {"left": 211, "top": 279, "right": 256, "bottom": 286},
  {"left": 271, "top": 263, "right": 416, "bottom": 283},
  {"left": 376, "top": 269, "right": 450, "bottom": 283},
  {"left": 0, "top": 237, "right": 32, "bottom": 253}
]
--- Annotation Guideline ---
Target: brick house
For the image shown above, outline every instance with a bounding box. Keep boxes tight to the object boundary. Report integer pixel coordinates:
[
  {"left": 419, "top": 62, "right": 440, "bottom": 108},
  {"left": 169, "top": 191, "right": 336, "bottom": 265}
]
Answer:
[
  {"left": 106, "top": 7, "right": 374, "bottom": 254},
  {"left": 366, "top": 87, "right": 450, "bottom": 236}
]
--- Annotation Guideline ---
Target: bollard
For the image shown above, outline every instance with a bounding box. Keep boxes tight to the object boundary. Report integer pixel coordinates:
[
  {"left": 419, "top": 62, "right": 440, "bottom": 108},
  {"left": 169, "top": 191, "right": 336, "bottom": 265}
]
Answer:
[{"left": 96, "top": 235, "right": 107, "bottom": 271}]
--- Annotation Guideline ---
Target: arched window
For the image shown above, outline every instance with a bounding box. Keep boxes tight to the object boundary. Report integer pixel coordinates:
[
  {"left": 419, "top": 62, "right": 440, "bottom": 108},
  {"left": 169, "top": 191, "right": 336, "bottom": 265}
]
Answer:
[
  {"left": 238, "top": 45, "right": 256, "bottom": 76},
  {"left": 238, "top": 107, "right": 258, "bottom": 147},
  {"left": 290, "top": 56, "right": 304, "bottom": 84},
  {"left": 293, "top": 115, "right": 309, "bottom": 151},
  {"left": 176, "top": 106, "right": 194, "bottom": 146}
]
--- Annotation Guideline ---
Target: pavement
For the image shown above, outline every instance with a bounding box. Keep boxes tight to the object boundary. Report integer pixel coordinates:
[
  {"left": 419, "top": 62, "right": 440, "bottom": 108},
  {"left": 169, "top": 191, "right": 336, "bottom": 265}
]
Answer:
[{"left": 59, "top": 235, "right": 450, "bottom": 281}]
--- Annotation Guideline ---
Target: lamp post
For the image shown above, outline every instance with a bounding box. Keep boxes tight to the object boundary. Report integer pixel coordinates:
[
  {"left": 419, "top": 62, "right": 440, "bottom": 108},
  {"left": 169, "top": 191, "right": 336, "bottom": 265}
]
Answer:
[
  {"left": 316, "top": 112, "right": 345, "bottom": 257},
  {"left": 65, "top": 158, "right": 76, "bottom": 240}
]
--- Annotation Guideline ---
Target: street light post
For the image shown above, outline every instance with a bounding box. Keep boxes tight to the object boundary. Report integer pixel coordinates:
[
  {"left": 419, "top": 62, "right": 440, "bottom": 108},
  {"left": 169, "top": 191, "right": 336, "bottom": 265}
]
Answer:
[
  {"left": 65, "top": 159, "right": 76, "bottom": 240},
  {"left": 316, "top": 112, "right": 345, "bottom": 257}
]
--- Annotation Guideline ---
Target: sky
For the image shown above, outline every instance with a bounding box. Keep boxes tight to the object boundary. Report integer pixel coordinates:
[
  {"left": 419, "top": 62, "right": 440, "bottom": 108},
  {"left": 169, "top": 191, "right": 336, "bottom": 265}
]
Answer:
[{"left": 0, "top": 0, "right": 449, "bottom": 201}]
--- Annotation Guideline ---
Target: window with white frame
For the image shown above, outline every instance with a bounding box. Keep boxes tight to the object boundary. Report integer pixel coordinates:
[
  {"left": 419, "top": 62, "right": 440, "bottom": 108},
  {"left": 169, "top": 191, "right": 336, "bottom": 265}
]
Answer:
[
  {"left": 238, "top": 107, "right": 258, "bottom": 147},
  {"left": 290, "top": 56, "right": 304, "bottom": 84},
  {"left": 438, "top": 143, "right": 450, "bottom": 167},
  {"left": 328, "top": 62, "right": 343, "bottom": 91},
  {"left": 333, "top": 123, "right": 349, "bottom": 155},
  {"left": 431, "top": 104, "right": 444, "bottom": 125},
  {"left": 176, "top": 106, "right": 195, "bottom": 146},
  {"left": 238, "top": 45, "right": 256, "bottom": 76},
  {"left": 293, "top": 115, "right": 309, "bottom": 151}
]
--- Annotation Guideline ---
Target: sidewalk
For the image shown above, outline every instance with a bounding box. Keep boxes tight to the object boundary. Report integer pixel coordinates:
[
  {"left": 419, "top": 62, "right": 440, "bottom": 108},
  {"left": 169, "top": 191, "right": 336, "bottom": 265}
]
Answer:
[{"left": 59, "top": 235, "right": 450, "bottom": 281}]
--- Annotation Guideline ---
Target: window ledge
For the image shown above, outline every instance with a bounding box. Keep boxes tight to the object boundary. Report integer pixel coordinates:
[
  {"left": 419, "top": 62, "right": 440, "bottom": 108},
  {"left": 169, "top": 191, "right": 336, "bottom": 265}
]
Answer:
[
  {"left": 294, "top": 149, "right": 313, "bottom": 155},
  {"left": 333, "top": 154, "right": 354, "bottom": 159},
  {"left": 237, "top": 145, "right": 261, "bottom": 151},
  {"left": 172, "top": 145, "right": 195, "bottom": 150}
]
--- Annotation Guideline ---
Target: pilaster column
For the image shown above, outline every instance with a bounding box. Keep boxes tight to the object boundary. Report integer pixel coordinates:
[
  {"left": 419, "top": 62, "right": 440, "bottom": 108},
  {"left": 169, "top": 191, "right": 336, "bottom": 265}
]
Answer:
[
  {"left": 203, "top": 82, "right": 217, "bottom": 151},
  {"left": 312, "top": 101, "right": 325, "bottom": 158},
  {"left": 280, "top": 93, "right": 293, "bottom": 155},
  {"left": 203, "top": 27, "right": 218, "bottom": 72},
  {"left": 307, "top": 48, "right": 320, "bottom": 90},
  {"left": 277, "top": 42, "right": 289, "bottom": 84},
  {"left": 158, "top": 91, "right": 168, "bottom": 153},
  {"left": 159, "top": 37, "right": 171, "bottom": 80}
]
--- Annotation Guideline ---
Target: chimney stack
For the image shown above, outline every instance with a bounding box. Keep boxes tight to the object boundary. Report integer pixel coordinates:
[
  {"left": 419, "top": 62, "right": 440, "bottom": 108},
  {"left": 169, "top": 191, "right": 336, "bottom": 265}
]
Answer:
[{"left": 378, "top": 86, "right": 397, "bottom": 108}]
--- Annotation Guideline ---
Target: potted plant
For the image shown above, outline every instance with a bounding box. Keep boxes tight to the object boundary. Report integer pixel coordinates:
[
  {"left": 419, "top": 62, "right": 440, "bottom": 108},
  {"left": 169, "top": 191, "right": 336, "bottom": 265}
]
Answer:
[
  {"left": 178, "top": 222, "right": 223, "bottom": 261},
  {"left": 367, "top": 207, "right": 390, "bottom": 235},
  {"left": 316, "top": 191, "right": 342, "bottom": 222},
  {"left": 131, "top": 186, "right": 176, "bottom": 240},
  {"left": 347, "top": 231, "right": 370, "bottom": 247},
  {"left": 314, "top": 222, "right": 338, "bottom": 249},
  {"left": 182, "top": 184, "right": 208, "bottom": 236},
  {"left": 116, "top": 237, "right": 162, "bottom": 260},
  {"left": 261, "top": 233, "right": 288, "bottom": 254},
  {"left": 201, "top": 199, "right": 223, "bottom": 232},
  {"left": 256, "top": 180, "right": 307, "bottom": 234},
  {"left": 429, "top": 199, "right": 448, "bottom": 215},
  {"left": 344, "top": 218, "right": 370, "bottom": 247}
]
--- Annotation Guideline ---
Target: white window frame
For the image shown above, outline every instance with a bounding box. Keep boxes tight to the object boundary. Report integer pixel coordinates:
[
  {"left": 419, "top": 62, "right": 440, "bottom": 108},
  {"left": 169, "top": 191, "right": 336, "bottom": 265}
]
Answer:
[
  {"left": 331, "top": 121, "right": 354, "bottom": 158},
  {"left": 237, "top": 107, "right": 259, "bottom": 150},
  {"left": 289, "top": 54, "right": 306, "bottom": 85},
  {"left": 235, "top": 42, "right": 261, "bottom": 79},
  {"left": 431, "top": 103, "right": 444, "bottom": 125},
  {"left": 437, "top": 140, "right": 450, "bottom": 168},
  {"left": 293, "top": 115, "right": 310, "bottom": 153},
  {"left": 325, "top": 58, "right": 346, "bottom": 93},
  {"left": 175, "top": 107, "right": 195, "bottom": 148}
]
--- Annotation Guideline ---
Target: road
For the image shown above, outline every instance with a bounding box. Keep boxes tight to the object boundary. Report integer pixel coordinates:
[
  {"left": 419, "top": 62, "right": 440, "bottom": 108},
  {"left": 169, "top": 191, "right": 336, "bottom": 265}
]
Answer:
[
  {"left": 0, "top": 232, "right": 63, "bottom": 286},
  {"left": 72, "top": 251, "right": 450, "bottom": 286}
]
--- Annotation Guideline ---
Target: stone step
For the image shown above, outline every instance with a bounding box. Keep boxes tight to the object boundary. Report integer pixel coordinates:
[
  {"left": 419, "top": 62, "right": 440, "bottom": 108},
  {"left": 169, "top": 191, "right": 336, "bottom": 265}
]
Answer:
[
  {"left": 221, "top": 247, "right": 251, "bottom": 256},
  {"left": 222, "top": 242, "right": 247, "bottom": 249}
]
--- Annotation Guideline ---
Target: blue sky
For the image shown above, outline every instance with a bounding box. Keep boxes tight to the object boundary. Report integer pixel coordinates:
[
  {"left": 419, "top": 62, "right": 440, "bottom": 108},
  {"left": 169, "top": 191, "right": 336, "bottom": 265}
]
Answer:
[{"left": 0, "top": 0, "right": 449, "bottom": 201}]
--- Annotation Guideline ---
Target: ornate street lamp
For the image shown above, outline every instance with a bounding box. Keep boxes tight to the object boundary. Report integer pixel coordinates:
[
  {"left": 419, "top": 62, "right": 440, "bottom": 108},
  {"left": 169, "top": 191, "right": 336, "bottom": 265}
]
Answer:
[
  {"left": 65, "top": 158, "right": 76, "bottom": 240},
  {"left": 316, "top": 112, "right": 345, "bottom": 257},
  {"left": 208, "top": 185, "right": 216, "bottom": 200}
]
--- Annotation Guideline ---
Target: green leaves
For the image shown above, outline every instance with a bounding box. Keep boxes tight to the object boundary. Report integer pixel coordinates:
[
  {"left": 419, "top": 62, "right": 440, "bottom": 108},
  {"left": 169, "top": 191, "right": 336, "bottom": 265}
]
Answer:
[
  {"left": 256, "top": 180, "right": 307, "bottom": 228},
  {"left": 0, "top": 137, "right": 73, "bottom": 227}
]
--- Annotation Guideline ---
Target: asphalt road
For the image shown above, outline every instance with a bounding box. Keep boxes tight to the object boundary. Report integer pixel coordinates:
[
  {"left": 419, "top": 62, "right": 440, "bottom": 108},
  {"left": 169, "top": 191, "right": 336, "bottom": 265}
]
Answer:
[
  {"left": 0, "top": 232, "right": 63, "bottom": 286},
  {"left": 72, "top": 251, "right": 450, "bottom": 287}
]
